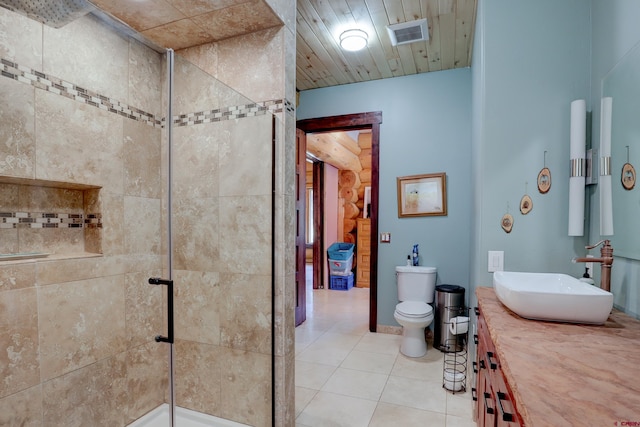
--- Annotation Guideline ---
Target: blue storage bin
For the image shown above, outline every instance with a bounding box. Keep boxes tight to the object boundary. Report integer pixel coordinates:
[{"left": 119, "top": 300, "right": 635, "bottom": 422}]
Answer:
[
  {"left": 327, "top": 242, "right": 355, "bottom": 260},
  {"left": 330, "top": 273, "right": 354, "bottom": 290},
  {"left": 328, "top": 254, "right": 354, "bottom": 276}
]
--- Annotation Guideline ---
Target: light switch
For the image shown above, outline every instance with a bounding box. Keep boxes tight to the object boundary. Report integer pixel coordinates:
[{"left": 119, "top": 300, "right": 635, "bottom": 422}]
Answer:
[
  {"left": 488, "top": 251, "right": 504, "bottom": 272},
  {"left": 380, "top": 232, "right": 391, "bottom": 243}
]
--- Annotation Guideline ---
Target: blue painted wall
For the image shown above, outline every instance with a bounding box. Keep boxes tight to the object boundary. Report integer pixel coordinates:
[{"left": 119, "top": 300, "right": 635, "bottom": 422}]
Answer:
[
  {"left": 590, "top": 0, "right": 640, "bottom": 318},
  {"left": 469, "top": 0, "right": 591, "bottom": 308},
  {"left": 297, "top": 69, "right": 473, "bottom": 326}
]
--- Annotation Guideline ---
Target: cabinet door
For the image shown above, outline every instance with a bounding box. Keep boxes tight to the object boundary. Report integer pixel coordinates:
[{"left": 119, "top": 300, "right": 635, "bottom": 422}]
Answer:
[
  {"left": 476, "top": 319, "right": 495, "bottom": 426},
  {"left": 495, "top": 372, "right": 521, "bottom": 426},
  {"left": 473, "top": 344, "right": 480, "bottom": 421},
  {"left": 476, "top": 307, "right": 523, "bottom": 427},
  {"left": 480, "top": 369, "right": 496, "bottom": 427}
]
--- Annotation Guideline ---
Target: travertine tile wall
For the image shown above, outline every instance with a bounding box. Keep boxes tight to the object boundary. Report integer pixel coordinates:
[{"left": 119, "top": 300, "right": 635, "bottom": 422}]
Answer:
[
  {"left": 170, "top": 54, "right": 280, "bottom": 426},
  {"left": 175, "top": 5, "right": 296, "bottom": 424},
  {"left": 0, "top": 1, "right": 296, "bottom": 425},
  {"left": 0, "top": 9, "right": 166, "bottom": 426}
]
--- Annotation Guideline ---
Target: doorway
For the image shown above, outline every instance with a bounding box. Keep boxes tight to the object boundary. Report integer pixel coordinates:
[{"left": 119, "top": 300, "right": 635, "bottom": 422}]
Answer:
[{"left": 296, "top": 111, "right": 382, "bottom": 332}]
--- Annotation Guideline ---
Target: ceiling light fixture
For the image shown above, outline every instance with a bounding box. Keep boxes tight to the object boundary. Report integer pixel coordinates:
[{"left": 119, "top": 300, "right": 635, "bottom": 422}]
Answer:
[{"left": 340, "top": 29, "right": 368, "bottom": 51}]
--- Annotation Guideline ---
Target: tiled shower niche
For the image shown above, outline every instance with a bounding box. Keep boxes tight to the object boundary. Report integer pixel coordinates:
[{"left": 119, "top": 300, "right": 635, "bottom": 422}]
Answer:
[{"left": 0, "top": 176, "right": 102, "bottom": 259}]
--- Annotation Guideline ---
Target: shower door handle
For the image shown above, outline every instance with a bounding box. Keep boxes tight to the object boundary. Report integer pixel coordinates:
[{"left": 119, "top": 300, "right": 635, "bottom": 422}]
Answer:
[{"left": 148, "top": 277, "right": 174, "bottom": 344}]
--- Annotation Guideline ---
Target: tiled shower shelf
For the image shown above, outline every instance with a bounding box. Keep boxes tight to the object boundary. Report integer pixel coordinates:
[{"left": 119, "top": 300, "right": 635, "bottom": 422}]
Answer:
[
  {"left": 1, "top": 176, "right": 103, "bottom": 260},
  {"left": 0, "top": 252, "right": 50, "bottom": 261},
  {"left": 0, "top": 175, "right": 101, "bottom": 189},
  {"left": 0, "top": 252, "right": 102, "bottom": 264}
]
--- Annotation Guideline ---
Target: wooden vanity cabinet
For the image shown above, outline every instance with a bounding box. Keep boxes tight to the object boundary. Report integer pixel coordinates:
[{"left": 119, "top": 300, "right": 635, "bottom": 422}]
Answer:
[{"left": 474, "top": 306, "right": 523, "bottom": 427}]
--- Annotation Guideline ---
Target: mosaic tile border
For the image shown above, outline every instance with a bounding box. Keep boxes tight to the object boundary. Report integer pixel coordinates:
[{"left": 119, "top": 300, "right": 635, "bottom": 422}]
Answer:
[
  {"left": 1, "top": 58, "right": 162, "bottom": 128},
  {"left": 1, "top": 56, "right": 291, "bottom": 130},
  {"left": 174, "top": 99, "right": 287, "bottom": 127},
  {"left": 0, "top": 212, "right": 102, "bottom": 229}
]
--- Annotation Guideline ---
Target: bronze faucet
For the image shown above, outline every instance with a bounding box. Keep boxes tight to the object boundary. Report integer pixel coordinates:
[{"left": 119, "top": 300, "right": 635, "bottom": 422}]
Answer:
[{"left": 573, "top": 240, "right": 614, "bottom": 292}]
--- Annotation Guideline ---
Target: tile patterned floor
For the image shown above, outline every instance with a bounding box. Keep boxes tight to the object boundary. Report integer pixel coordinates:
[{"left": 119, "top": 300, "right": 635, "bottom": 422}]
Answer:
[{"left": 295, "top": 270, "right": 476, "bottom": 427}]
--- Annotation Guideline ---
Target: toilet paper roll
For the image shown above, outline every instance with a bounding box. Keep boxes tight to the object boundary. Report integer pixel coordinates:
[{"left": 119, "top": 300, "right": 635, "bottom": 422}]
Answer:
[{"left": 449, "top": 316, "right": 469, "bottom": 335}]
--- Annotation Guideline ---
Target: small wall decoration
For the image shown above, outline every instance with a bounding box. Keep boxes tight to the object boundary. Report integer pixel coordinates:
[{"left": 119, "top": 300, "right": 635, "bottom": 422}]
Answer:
[
  {"left": 538, "top": 151, "right": 551, "bottom": 194},
  {"left": 397, "top": 172, "right": 447, "bottom": 217},
  {"left": 520, "top": 195, "right": 533, "bottom": 215},
  {"left": 622, "top": 146, "right": 636, "bottom": 190},
  {"left": 501, "top": 213, "right": 514, "bottom": 233},
  {"left": 520, "top": 182, "right": 533, "bottom": 215},
  {"left": 500, "top": 203, "right": 514, "bottom": 233}
]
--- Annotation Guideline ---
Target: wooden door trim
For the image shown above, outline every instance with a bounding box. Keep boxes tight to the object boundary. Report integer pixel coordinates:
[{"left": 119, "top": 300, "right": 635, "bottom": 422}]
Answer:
[
  {"left": 312, "top": 161, "right": 324, "bottom": 289},
  {"left": 297, "top": 111, "right": 382, "bottom": 332},
  {"left": 294, "top": 129, "right": 306, "bottom": 326}
]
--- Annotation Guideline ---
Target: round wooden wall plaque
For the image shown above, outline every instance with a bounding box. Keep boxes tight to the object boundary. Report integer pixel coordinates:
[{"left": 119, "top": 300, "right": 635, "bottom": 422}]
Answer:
[
  {"left": 501, "top": 213, "right": 514, "bottom": 233},
  {"left": 622, "top": 163, "right": 636, "bottom": 190},
  {"left": 520, "top": 195, "right": 533, "bottom": 215},
  {"left": 537, "top": 168, "right": 551, "bottom": 194}
]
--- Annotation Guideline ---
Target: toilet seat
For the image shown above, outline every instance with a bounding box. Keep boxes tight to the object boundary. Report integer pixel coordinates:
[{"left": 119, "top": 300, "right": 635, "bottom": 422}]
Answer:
[{"left": 395, "top": 301, "right": 432, "bottom": 318}]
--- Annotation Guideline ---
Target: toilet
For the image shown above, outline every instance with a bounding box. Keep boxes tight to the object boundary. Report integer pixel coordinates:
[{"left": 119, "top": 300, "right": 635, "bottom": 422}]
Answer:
[{"left": 393, "top": 265, "right": 437, "bottom": 358}]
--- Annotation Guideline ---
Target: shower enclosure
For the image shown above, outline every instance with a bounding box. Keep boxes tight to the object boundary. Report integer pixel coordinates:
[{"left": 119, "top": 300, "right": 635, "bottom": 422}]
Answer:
[
  {"left": 0, "top": 5, "right": 293, "bottom": 426},
  {"left": 152, "top": 53, "right": 278, "bottom": 427}
]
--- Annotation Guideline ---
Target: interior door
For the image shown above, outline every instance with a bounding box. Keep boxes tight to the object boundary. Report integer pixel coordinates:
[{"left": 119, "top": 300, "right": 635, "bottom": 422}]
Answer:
[
  {"left": 295, "top": 128, "right": 307, "bottom": 326},
  {"left": 296, "top": 111, "right": 382, "bottom": 331}
]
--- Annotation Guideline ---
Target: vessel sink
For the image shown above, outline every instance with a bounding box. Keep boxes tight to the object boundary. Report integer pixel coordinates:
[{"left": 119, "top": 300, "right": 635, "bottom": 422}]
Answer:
[{"left": 493, "top": 271, "right": 613, "bottom": 324}]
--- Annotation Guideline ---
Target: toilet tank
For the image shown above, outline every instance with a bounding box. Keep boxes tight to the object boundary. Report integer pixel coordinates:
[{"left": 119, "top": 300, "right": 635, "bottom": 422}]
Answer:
[{"left": 396, "top": 266, "right": 437, "bottom": 303}]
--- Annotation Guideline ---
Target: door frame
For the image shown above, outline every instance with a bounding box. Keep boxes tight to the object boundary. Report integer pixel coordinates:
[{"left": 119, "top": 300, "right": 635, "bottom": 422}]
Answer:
[
  {"left": 296, "top": 111, "right": 382, "bottom": 332},
  {"left": 311, "top": 160, "right": 324, "bottom": 290},
  {"left": 294, "top": 128, "right": 306, "bottom": 326}
]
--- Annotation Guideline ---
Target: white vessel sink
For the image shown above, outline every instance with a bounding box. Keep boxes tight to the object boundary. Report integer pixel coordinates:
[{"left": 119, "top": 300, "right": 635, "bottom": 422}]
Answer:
[{"left": 493, "top": 271, "right": 613, "bottom": 325}]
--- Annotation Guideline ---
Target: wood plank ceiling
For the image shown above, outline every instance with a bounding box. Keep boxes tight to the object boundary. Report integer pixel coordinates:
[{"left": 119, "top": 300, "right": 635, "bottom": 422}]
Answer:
[
  {"left": 86, "top": 0, "right": 476, "bottom": 92},
  {"left": 296, "top": 0, "right": 478, "bottom": 91}
]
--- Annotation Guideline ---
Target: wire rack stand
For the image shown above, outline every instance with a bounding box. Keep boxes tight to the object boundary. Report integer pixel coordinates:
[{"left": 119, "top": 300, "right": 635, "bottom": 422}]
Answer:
[{"left": 442, "top": 306, "right": 469, "bottom": 394}]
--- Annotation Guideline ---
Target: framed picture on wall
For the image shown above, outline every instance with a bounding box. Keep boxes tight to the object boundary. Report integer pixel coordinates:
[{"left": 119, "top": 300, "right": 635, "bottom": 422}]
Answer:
[{"left": 397, "top": 173, "right": 447, "bottom": 217}]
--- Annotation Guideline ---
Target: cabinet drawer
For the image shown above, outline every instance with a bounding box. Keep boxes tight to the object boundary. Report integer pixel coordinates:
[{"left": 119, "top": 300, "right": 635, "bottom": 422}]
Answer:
[
  {"left": 479, "top": 369, "right": 496, "bottom": 427},
  {"left": 475, "top": 305, "right": 523, "bottom": 427},
  {"left": 494, "top": 373, "right": 521, "bottom": 426}
]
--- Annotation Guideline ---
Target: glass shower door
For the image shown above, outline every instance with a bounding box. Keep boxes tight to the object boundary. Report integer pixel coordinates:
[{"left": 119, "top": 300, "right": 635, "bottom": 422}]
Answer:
[{"left": 165, "top": 53, "right": 276, "bottom": 427}]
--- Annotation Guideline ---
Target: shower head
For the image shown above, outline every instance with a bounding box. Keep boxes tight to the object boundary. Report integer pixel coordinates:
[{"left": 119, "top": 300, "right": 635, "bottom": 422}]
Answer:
[{"left": 0, "top": 0, "right": 95, "bottom": 28}]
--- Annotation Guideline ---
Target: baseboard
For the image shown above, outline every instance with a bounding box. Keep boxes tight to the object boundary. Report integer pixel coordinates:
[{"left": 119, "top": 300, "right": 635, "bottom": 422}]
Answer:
[{"left": 376, "top": 324, "right": 402, "bottom": 335}]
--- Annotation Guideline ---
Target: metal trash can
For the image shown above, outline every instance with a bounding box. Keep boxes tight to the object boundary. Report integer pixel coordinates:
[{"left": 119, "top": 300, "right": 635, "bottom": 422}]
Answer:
[{"left": 434, "top": 284, "right": 466, "bottom": 352}]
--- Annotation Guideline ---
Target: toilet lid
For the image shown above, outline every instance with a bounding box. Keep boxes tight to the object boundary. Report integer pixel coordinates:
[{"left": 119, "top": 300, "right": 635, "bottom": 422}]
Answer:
[{"left": 396, "top": 301, "right": 433, "bottom": 318}]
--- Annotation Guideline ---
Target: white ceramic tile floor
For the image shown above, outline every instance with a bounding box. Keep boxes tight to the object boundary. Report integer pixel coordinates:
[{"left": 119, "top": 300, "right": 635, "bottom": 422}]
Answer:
[{"left": 295, "top": 266, "right": 476, "bottom": 427}]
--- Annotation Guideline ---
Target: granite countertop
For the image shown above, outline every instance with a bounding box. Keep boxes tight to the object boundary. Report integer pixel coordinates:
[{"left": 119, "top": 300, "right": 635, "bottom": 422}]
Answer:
[{"left": 476, "top": 287, "right": 640, "bottom": 426}]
